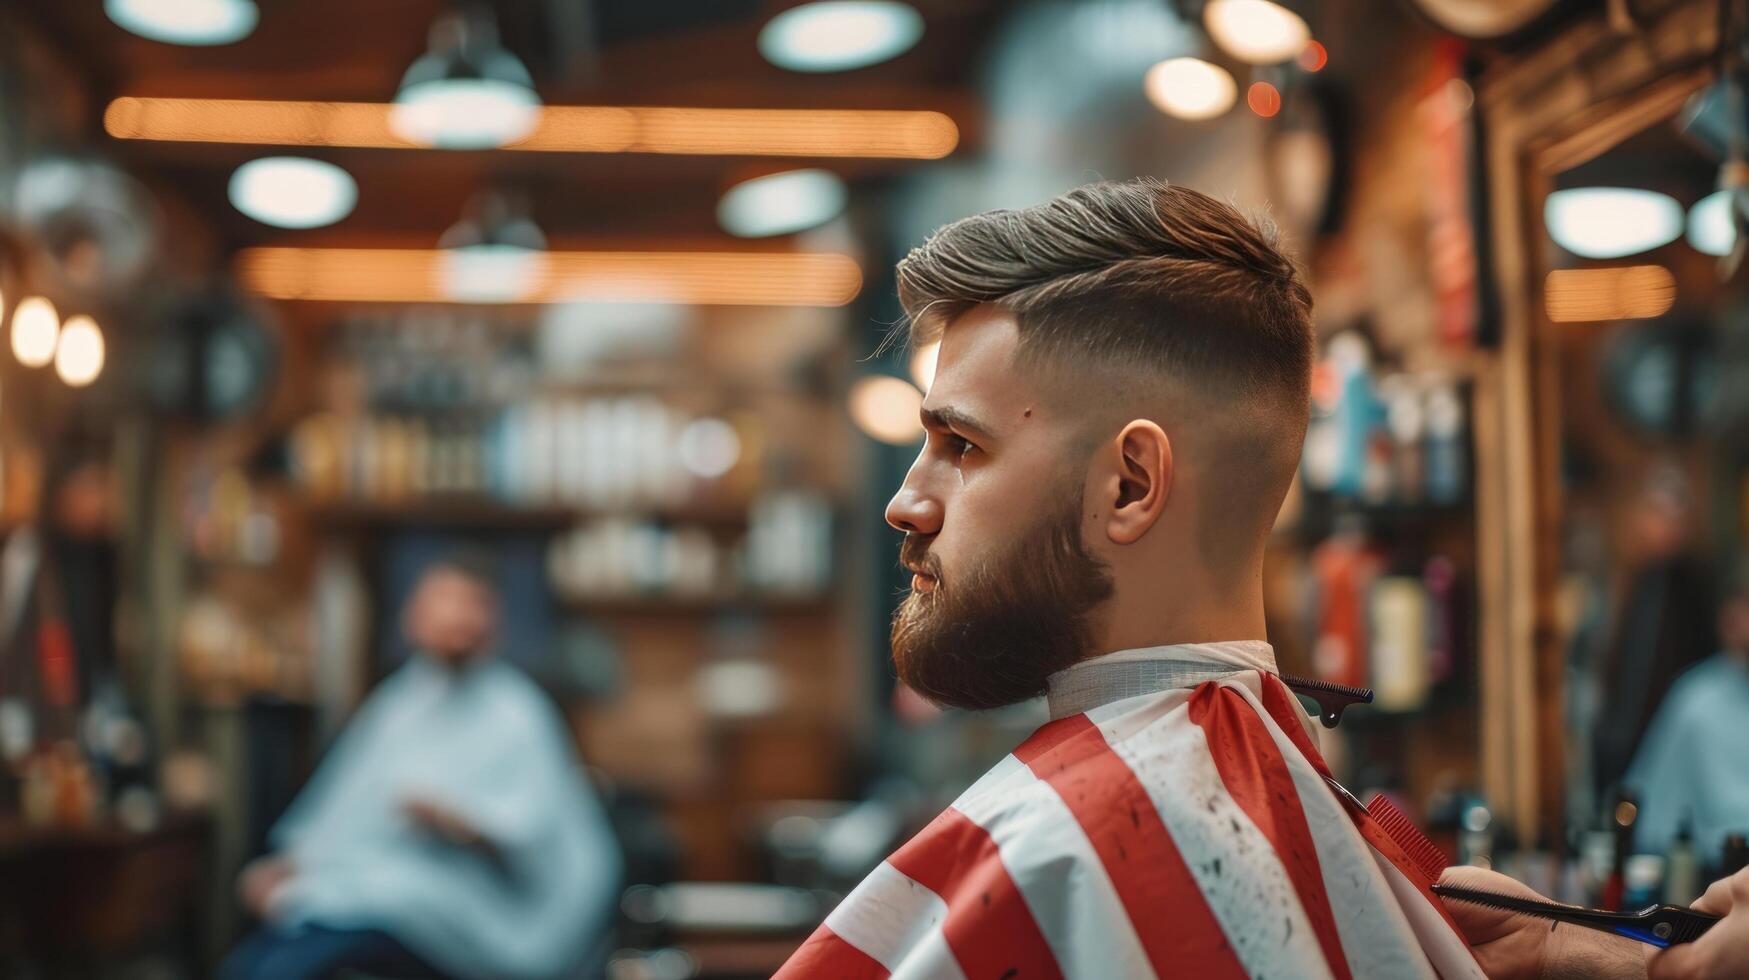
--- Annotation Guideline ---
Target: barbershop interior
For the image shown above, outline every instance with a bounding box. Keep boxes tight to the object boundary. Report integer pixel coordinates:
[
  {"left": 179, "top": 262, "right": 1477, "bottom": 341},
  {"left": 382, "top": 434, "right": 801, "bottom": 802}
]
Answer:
[{"left": 0, "top": 0, "right": 1747, "bottom": 977}]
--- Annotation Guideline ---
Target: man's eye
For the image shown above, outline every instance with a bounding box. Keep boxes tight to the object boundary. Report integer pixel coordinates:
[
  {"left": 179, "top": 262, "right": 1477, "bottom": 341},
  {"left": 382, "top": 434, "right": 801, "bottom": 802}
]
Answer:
[{"left": 945, "top": 434, "right": 974, "bottom": 459}]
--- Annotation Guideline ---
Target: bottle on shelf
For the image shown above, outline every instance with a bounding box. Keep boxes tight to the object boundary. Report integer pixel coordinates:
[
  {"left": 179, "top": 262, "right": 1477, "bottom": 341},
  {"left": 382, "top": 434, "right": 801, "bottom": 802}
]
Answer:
[
  {"left": 1721, "top": 831, "right": 1748, "bottom": 879},
  {"left": 1665, "top": 818, "right": 1700, "bottom": 907}
]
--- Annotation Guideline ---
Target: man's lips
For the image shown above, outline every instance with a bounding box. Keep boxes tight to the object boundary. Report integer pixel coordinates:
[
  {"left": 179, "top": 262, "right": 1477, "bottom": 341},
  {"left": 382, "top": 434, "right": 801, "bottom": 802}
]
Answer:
[{"left": 904, "top": 562, "right": 938, "bottom": 594}]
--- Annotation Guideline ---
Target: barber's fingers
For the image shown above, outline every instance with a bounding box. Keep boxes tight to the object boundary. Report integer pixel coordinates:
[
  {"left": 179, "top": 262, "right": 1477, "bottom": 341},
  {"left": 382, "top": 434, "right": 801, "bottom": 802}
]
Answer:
[
  {"left": 1437, "top": 865, "right": 1547, "bottom": 945},
  {"left": 1692, "top": 867, "right": 1749, "bottom": 916},
  {"left": 1646, "top": 938, "right": 1708, "bottom": 980},
  {"left": 1653, "top": 871, "right": 1749, "bottom": 980}
]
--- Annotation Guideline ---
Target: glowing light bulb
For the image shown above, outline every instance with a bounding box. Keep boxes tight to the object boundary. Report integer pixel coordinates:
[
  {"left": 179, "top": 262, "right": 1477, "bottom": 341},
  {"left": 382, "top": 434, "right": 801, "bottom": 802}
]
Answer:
[
  {"left": 758, "top": 2, "right": 924, "bottom": 73},
  {"left": 1545, "top": 187, "right": 1683, "bottom": 259},
  {"left": 1204, "top": 0, "right": 1310, "bottom": 65},
  {"left": 717, "top": 169, "right": 847, "bottom": 238},
  {"left": 105, "top": 0, "right": 257, "bottom": 46},
  {"left": 55, "top": 315, "right": 105, "bottom": 387},
  {"left": 12, "top": 296, "right": 59, "bottom": 368},
  {"left": 1687, "top": 189, "right": 1736, "bottom": 257},
  {"left": 849, "top": 376, "right": 924, "bottom": 445},
  {"left": 1145, "top": 58, "right": 1237, "bottom": 121},
  {"left": 229, "top": 156, "right": 356, "bottom": 228}
]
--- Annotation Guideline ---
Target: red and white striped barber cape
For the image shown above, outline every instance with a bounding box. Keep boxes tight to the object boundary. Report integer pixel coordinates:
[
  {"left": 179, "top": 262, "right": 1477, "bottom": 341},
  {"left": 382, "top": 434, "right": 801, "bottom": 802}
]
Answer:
[{"left": 775, "top": 641, "right": 1483, "bottom": 979}]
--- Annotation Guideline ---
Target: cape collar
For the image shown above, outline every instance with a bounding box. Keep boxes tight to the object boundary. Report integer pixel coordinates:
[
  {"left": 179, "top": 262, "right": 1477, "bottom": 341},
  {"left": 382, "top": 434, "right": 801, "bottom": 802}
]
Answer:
[{"left": 1044, "top": 641, "right": 1277, "bottom": 720}]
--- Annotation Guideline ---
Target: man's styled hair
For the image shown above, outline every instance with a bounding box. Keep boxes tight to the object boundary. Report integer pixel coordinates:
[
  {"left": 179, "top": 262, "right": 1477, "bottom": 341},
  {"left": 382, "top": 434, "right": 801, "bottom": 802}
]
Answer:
[{"left": 895, "top": 178, "right": 1315, "bottom": 559}]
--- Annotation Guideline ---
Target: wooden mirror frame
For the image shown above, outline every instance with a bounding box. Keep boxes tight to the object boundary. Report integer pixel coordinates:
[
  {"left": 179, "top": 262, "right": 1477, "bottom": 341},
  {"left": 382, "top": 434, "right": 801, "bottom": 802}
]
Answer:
[{"left": 1475, "top": 0, "right": 1716, "bottom": 842}]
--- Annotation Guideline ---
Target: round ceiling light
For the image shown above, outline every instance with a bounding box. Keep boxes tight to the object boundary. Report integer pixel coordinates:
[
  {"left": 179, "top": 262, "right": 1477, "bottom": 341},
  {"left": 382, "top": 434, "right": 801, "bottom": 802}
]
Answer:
[
  {"left": 759, "top": 2, "right": 925, "bottom": 73},
  {"left": 55, "top": 316, "right": 106, "bottom": 387},
  {"left": 1545, "top": 187, "right": 1684, "bottom": 259},
  {"left": 849, "top": 375, "right": 924, "bottom": 445},
  {"left": 106, "top": 0, "right": 258, "bottom": 46},
  {"left": 392, "top": 13, "right": 541, "bottom": 149},
  {"left": 229, "top": 157, "right": 357, "bottom": 229},
  {"left": 1145, "top": 58, "right": 1237, "bottom": 121},
  {"left": 439, "top": 245, "right": 548, "bottom": 303},
  {"left": 1203, "top": 0, "right": 1310, "bottom": 64},
  {"left": 438, "top": 193, "right": 548, "bottom": 303},
  {"left": 392, "top": 80, "right": 540, "bottom": 149},
  {"left": 718, "top": 170, "right": 849, "bottom": 238},
  {"left": 1687, "top": 189, "right": 1735, "bottom": 257}
]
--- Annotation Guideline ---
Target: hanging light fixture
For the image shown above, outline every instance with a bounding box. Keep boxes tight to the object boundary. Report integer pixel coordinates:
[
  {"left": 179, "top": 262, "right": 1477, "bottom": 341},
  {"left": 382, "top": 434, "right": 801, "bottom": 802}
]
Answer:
[
  {"left": 1688, "top": 189, "right": 1736, "bottom": 257},
  {"left": 391, "top": 10, "right": 541, "bottom": 149},
  {"left": 1545, "top": 187, "right": 1684, "bottom": 259},
  {"left": 758, "top": 1, "right": 925, "bottom": 73},
  {"left": 229, "top": 157, "right": 357, "bottom": 228},
  {"left": 105, "top": 0, "right": 258, "bottom": 46},
  {"left": 1203, "top": 0, "right": 1311, "bottom": 65},
  {"left": 717, "top": 169, "right": 848, "bottom": 238},
  {"left": 438, "top": 192, "right": 548, "bottom": 303}
]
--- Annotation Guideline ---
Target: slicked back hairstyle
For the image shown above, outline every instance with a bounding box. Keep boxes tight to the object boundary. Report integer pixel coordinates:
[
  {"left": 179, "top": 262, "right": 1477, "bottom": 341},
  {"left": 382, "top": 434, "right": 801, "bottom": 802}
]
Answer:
[
  {"left": 896, "top": 177, "right": 1312, "bottom": 420},
  {"left": 895, "top": 178, "right": 1315, "bottom": 561}
]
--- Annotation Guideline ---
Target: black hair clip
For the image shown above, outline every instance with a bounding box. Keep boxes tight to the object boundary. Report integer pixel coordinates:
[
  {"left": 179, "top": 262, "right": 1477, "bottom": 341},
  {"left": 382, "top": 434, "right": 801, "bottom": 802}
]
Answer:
[{"left": 1279, "top": 675, "right": 1373, "bottom": 728}]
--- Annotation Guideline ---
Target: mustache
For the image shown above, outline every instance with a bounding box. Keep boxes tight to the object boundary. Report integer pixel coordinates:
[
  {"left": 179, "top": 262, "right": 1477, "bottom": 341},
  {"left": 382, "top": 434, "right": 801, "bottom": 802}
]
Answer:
[{"left": 899, "top": 535, "right": 943, "bottom": 580}]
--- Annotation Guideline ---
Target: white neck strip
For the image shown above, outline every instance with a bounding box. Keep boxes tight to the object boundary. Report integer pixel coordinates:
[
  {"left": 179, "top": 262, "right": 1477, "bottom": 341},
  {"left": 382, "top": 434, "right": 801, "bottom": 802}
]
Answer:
[{"left": 1044, "top": 641, "right": 1278, "bottom": 720}]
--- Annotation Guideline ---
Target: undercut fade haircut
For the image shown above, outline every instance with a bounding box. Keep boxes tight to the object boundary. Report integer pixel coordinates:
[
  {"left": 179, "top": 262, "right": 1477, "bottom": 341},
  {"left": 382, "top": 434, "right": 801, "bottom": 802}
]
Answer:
[
  {"left": 895, "top": 178, "right": 1315, "bottom": 561},
  {"left": 895, "top": 177, "right": 1312, "bottom": 420}
]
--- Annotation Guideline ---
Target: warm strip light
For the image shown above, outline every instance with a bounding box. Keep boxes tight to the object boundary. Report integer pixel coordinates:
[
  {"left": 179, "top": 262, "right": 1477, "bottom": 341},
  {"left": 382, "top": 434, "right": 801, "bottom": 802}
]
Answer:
[
  {"left": 236, "top": 247, "right": 864, "bottom": 306},
  {"left": 105, "top": 97, "right": 959, "bottom": 159},
  {"left": 1545, "top": 265, "right": 1676, "bottom": 322}
]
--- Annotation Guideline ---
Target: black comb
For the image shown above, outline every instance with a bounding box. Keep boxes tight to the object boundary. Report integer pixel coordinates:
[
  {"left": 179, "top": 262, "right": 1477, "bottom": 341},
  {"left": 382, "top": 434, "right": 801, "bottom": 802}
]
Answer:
[
  {"left": 1280, "top": 674, "right": 1374, "bottom": 728},
  {"left": 1432, "top": 884, "right": 1720, "bottom": 949}
]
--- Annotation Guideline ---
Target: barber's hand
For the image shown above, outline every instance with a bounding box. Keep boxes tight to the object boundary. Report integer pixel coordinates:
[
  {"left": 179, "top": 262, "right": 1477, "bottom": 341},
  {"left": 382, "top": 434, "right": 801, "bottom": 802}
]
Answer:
[
  {"left": 237, "top": 855, "right": 294, "bottom": 920},
  {"left": 1439, "top": 865, "right": 1558, "bottom": 979},
  {"left": 1438, "top": 865, "right": 1652, "bottom": 980},
  {"left": 402, "top": 796, "right": 484, "bottom": 849},
  {"left": 1647, "top": 867, "right": 1749, "bottom": 980}
]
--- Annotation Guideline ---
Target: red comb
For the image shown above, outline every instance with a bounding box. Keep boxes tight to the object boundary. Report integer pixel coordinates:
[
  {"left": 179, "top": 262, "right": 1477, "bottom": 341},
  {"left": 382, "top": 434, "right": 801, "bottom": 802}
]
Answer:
[{"left": 1366, "top": 793, "right": 1449, "bottom": 885}]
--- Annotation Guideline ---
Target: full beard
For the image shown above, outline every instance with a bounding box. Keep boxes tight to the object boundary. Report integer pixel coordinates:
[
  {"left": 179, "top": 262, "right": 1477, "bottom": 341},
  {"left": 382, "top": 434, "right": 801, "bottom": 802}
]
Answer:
[{"left": 890, "top": 493, "right": 1115, "bottom": 711}]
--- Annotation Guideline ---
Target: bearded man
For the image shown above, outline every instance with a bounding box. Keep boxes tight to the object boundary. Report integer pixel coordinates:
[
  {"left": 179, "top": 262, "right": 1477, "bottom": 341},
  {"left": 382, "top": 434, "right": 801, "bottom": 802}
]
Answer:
[{"left": 775, "top": 179, "right": 1482, "bottom": 979}]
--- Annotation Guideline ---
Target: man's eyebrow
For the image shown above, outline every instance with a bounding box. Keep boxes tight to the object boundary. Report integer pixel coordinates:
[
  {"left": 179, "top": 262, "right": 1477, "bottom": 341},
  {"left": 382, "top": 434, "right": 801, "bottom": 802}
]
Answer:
[{"left": 920, "top": 405, "right": 996, "bottom": 441}]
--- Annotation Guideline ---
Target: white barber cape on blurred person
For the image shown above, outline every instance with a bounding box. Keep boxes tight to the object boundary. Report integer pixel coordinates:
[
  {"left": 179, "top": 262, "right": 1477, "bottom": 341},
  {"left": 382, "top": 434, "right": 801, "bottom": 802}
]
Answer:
[
  {"left": 776, "top": 641, "right": 1483, "bottom": 979},
  {"left": 266, "top": 655, "right": 620, "bottom": 979}
]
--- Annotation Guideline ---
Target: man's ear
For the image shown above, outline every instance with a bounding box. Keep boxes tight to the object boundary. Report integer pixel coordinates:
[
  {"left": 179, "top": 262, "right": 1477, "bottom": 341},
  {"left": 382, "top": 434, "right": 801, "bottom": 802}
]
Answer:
[{"left": 1105, "top": 420, "right": 1172, "bottom": 545}]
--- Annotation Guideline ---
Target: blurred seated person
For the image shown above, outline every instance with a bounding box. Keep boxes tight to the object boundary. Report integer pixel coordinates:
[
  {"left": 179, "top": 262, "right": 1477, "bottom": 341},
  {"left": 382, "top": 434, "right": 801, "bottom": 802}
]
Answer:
[
  {"left": 1593, "top": 472, "right": 1716, "bottom": 796},
  {"left": 1623, "top": 572, "right": 1749, "bottom": 866},
  {"left": 223, "top": 554, "right": 621, "bottom": 980}
]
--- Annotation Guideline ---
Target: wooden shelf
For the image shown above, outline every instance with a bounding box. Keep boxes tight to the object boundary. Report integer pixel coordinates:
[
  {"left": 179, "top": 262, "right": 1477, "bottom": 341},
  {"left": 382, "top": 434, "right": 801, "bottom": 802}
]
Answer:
[
  {"left": 303, "top": 497, "right": 754, "bottom": 531},
  {"left": 558, "top": 595, "right": 834, "bottom": 617}
]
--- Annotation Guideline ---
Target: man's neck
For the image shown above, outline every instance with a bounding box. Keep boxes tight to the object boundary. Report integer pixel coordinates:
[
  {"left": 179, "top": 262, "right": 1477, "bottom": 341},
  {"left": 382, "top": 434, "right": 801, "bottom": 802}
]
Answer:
[{"left": 1094, "top": 580, "right": 1269, "bottom": 656}]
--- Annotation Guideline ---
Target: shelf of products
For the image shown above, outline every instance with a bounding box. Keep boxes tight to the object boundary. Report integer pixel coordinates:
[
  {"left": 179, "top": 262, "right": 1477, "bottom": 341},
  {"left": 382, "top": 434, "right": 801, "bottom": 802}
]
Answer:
[
  {"left": 558, "top": 597, "right": 836, "bottom": 618},
  {"left": 302, "top": 499, "right": 766, "bottom": 532}
]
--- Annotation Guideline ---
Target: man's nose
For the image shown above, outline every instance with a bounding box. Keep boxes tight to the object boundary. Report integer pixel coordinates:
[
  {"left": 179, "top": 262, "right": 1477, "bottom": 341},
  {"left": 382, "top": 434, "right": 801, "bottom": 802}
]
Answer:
[{"left": 885, "top": 479, "right": 943, "bottom": 536}]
